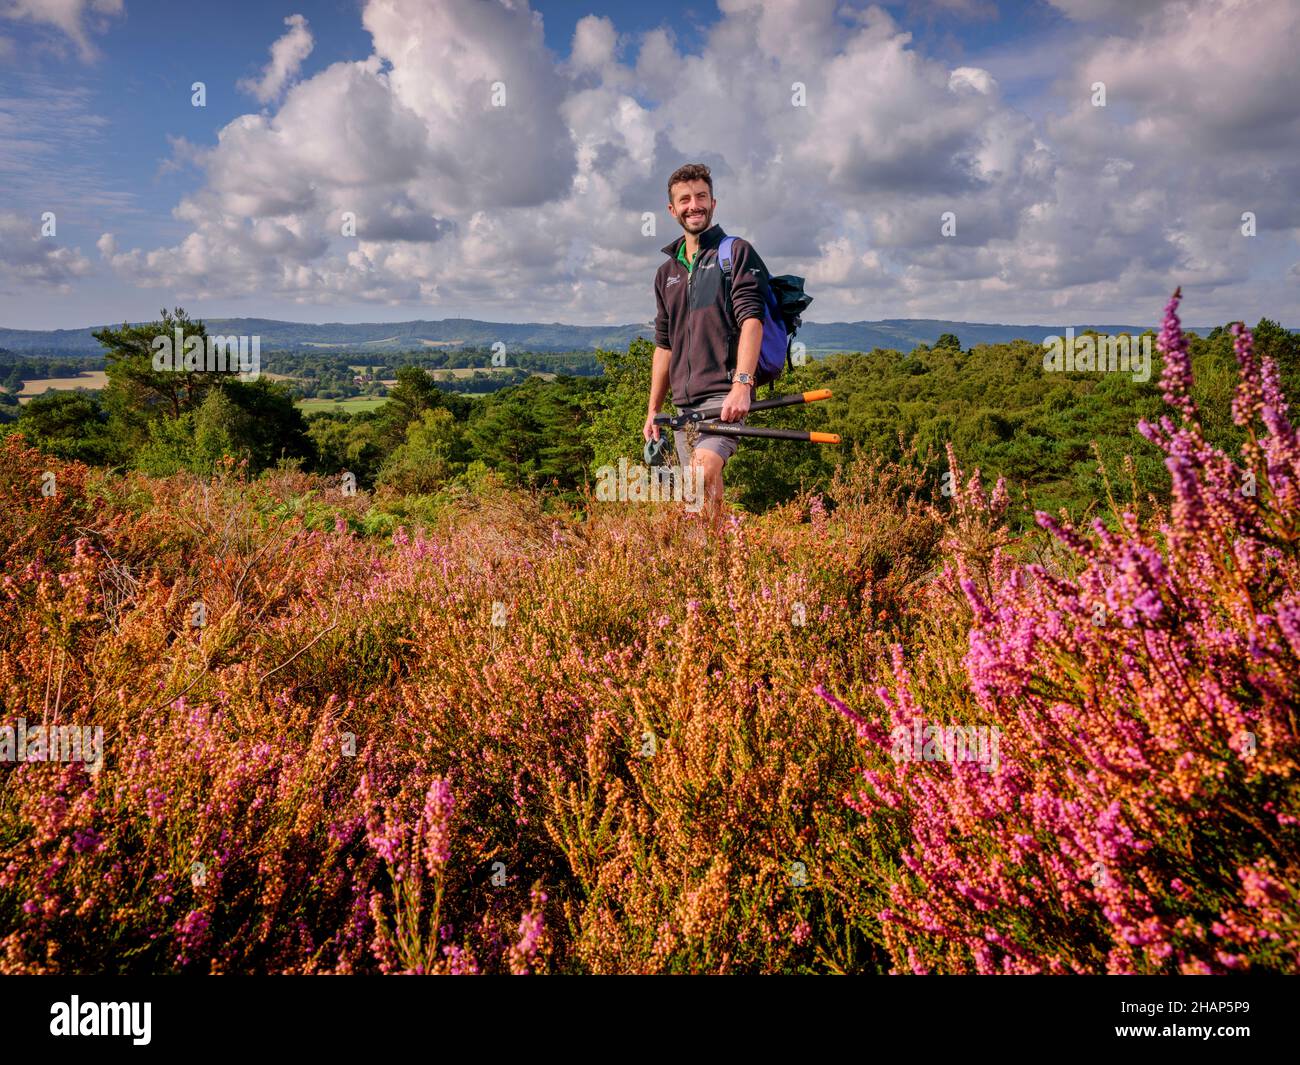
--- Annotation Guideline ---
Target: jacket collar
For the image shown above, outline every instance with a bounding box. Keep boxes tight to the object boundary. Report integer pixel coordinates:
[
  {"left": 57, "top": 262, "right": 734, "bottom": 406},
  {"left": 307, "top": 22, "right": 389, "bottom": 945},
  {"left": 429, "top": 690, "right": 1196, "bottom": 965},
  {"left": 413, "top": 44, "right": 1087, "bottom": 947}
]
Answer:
[{"left": 661, "top": 223, "right": 727, "bottom": 259}]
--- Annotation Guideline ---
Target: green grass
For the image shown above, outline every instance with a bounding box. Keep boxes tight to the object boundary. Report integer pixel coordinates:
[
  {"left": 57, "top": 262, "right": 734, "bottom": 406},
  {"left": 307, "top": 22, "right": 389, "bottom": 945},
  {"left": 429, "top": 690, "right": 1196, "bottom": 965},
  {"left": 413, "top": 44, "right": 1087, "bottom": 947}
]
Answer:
[{"left": 296, "top": 396, "right": 389, "bottom": 413}]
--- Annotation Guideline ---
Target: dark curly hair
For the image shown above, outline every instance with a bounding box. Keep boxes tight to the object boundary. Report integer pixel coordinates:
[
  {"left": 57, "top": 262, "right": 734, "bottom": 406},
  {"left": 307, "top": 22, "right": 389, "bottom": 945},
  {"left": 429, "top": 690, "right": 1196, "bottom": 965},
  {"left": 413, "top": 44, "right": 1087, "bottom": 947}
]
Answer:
[{"left": 667, "top": 163, "right": 713, "bottom": 203}]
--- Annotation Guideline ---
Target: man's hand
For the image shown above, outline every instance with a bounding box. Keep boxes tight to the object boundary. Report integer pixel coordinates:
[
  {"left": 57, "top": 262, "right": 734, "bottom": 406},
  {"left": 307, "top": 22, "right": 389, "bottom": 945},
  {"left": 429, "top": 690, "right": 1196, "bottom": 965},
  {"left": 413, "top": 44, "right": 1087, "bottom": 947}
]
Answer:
[
  {"left": 643, "top": 410, "right": 661, "bottom": 441},
  {"left": 720, "top": 382, "right": 751, "bottom": 422}
]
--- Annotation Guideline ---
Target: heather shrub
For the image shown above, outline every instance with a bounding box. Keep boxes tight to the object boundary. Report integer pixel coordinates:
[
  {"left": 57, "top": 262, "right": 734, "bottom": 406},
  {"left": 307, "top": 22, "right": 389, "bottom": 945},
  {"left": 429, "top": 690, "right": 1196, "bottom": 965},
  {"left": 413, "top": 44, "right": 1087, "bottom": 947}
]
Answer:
[
  {"left": 3, "top": 294, "right": 1296, "bottom": 974},
  {"left": 0, "top": 432, "right": 941, "bottom": 973},
  {"left": 821, "top": 294, "right": 1300, "bottom": 974}
]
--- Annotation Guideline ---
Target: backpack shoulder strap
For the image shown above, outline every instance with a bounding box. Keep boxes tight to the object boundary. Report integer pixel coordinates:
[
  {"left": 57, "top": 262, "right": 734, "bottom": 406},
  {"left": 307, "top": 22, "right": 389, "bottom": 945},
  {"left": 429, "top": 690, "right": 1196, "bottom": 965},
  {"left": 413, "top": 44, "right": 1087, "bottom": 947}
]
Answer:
[{"left": 717, "top": 235, "right": 737, "bottom": 276}]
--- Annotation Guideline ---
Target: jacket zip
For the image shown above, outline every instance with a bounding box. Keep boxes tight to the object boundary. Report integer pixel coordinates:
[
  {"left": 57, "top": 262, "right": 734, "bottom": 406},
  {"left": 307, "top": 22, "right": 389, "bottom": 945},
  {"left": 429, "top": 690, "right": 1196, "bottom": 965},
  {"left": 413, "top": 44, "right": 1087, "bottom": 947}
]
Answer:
[
  {"left": 683, "top": 244, "right": 708, "bottom": 405},
  {"left": 685, "top": 254, "right": 696, "bottom": 404},
  {"left": 666, "top": 228, "right": 732, "bottom": 407}
]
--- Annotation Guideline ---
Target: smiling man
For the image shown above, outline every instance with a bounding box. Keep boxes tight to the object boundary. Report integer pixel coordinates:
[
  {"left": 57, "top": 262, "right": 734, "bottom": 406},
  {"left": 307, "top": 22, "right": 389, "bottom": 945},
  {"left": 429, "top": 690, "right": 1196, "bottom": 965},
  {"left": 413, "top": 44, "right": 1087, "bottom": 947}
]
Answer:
[{"left": 644, "top": 162, "right": 772, "bottom": 527}]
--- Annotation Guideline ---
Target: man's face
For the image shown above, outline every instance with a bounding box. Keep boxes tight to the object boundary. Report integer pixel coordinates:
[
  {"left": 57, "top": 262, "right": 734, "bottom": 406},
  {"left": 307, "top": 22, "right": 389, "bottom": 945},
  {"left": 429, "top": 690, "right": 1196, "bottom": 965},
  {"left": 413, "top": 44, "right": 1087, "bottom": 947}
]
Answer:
[{"left": 668, "top": 179, "right": 715, "bottom": 235}]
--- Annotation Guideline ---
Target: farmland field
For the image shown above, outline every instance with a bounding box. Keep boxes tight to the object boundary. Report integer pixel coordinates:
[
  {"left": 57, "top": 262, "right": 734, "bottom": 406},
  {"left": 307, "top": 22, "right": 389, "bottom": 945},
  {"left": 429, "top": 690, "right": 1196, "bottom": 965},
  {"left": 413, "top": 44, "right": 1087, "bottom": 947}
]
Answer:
[
  {"left": 296, "top": 396, "right": 389, "bottom": 413},
  {"left": 430, "top": 367, "right": 484, "bottom": 378},
  {"left": 10, "top": 370, "right": 297, "bottom": 405},
  {"left": 430, "top": 367, "right": 557, "bottom": 381},
  {"left": 16, "top": 371, "right": 109, "bottom": 400}
]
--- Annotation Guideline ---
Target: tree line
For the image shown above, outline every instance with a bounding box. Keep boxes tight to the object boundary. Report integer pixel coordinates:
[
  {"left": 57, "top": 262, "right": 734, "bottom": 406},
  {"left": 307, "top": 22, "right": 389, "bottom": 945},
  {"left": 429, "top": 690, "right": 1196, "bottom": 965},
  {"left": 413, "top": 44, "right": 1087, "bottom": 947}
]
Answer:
[{"left": 5, "top": 308, "right": 1297, "bottom": 524}]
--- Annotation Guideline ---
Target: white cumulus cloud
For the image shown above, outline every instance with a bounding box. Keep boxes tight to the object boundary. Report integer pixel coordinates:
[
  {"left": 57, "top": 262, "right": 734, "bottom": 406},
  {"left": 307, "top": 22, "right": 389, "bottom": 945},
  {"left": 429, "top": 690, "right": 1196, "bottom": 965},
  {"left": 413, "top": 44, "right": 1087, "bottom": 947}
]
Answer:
[
  {"left": 76, "top": 0, "right": 1300, "bottom": 326},
  {"left": 0, "top": 211, "right": 93, "bottom": 289},
  {"left": 0, "top": 0, "right": 123, "bottom": 60},
  {"left": 238, "top": 13, "right": 315, "bottom": 104}
]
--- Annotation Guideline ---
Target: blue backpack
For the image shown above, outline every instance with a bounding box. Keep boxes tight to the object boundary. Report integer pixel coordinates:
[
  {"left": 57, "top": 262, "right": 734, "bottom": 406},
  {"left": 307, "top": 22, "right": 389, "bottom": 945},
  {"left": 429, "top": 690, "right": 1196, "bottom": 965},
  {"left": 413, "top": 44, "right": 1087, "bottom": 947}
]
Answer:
[{"left": 717, "top": 235, "right": 813, "bottom": 387}]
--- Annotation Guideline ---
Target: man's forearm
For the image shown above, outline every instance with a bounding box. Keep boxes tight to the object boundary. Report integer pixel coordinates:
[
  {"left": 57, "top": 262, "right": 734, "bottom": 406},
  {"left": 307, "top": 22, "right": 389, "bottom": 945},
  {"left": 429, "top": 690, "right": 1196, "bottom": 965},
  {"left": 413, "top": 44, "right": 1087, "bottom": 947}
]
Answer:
[
  {"left": 648, "top": 345, "right": 672, "bottom": 412},
  {"left": 734, "top": 318, "right": 763, "bottom": 379}
]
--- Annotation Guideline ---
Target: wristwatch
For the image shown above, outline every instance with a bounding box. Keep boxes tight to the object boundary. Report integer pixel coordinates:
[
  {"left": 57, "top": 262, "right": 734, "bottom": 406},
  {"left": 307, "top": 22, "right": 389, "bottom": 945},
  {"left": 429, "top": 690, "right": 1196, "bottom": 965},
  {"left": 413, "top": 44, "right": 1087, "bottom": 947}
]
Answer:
[{"left": 733, "top": 372, "right": 754, "bottom": 386}]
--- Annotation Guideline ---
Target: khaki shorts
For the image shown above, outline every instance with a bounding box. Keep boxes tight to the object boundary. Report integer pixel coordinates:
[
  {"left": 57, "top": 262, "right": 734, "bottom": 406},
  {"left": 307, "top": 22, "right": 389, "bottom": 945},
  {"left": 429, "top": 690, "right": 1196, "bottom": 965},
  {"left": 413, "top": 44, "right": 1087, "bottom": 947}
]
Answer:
[{"left": 672, "top": 391, "right": 746, "bottom": 468}]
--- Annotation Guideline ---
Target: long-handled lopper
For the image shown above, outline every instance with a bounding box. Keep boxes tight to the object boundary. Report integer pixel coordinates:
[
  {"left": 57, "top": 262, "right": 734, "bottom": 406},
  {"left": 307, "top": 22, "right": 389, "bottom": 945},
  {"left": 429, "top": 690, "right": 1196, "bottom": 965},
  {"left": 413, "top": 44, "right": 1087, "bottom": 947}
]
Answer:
[
  {"left": 653, "top": 388, "right": 835, "bottom": 430},
  {"left": 681, "top": 422, "right": 840, "bottom": 444},
  {"left": 651, "top": 388, "right": 840, "bottom": 446}
]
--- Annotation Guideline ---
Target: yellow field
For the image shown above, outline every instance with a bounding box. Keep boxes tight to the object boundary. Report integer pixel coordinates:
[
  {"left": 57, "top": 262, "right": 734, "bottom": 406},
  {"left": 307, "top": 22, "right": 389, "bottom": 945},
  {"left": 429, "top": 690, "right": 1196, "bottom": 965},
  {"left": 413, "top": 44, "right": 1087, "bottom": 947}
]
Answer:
[
  {"left": 16, "top": 372, "right": 109, "bottom": 402},
  {"left": 430, "top": 367, "right": 556, "bottom": 381}
]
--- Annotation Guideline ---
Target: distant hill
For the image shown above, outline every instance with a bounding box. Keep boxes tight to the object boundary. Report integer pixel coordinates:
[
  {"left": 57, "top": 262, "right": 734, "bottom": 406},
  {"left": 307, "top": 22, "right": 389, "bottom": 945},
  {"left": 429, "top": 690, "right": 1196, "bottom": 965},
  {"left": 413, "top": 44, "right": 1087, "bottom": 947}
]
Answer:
[{"left": 0, "top": 316, "right": 1221, "bottom": 358}]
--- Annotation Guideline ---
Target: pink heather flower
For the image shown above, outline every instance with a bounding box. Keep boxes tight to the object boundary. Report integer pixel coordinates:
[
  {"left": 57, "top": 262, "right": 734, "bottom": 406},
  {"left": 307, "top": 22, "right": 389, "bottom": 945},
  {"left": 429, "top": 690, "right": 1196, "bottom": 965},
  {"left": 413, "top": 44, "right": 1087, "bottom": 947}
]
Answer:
[
  {"left": 816, "top": 684, "right": 890, "bottom": 749},
  {"left": 517, "top": 908, "right": 545, "bottom": 955},
  {"left": 174, "top": 908, "right": 211, "bottom": 962},
  {"left": 990, "top": 476, "right": 1009, "bottom": 514},
  {"left": 366, "top": 819, "right": 403, "bottom": 865},
  {"left": 508, "top": 889, "right": 548, "bottom": 975},
  {"left": 959, "top": 578, "right": 995, "bottom": 626},
  {"left": 442, "top": 944, "right": 479, "bottom": 975},
  {"left": 71, "top": 828, "right": 102, "bottom": 854},
  {"left": 1166, "top": 454, "right": 1209, "bottom": 535},
  {"left": 1238, "top": 862, "right": 1287, "bottom": 907},
  {"left": 421, "top": 777, "right": 455, "bottom": 875},
  {"left": 808, "top": 494, "right": 828, "bottom": 535},
  {"left": 1230, "top": 322, "right": 1263, "bottom": 427},
  {"left": 1157, "top": 287, "right": 1197, "bottom": 422},
  {"left": 1035, "top": 511, "right": 1093, "bottom": 558}
]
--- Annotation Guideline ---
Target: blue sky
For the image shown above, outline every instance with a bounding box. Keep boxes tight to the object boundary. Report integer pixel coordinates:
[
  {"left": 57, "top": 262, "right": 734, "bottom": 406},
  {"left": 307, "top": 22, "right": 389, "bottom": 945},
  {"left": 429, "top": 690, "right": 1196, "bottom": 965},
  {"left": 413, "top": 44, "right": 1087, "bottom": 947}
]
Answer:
[{"left": 1, "top": 0, "right": 1296, "bottom": 330}]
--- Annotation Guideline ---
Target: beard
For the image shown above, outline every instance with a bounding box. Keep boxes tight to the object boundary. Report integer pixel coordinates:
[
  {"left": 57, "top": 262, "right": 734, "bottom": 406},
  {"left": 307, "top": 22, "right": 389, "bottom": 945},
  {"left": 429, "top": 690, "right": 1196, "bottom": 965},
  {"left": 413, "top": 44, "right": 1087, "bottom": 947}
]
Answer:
[{"left": 680, "top": 207, "right": 713, "bottom": 232}]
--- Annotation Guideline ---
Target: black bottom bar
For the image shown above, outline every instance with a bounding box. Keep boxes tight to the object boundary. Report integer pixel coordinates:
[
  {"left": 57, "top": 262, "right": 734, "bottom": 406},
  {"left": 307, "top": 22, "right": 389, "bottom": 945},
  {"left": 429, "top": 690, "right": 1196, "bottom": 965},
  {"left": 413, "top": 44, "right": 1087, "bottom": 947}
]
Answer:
[{"left": 3, "top": 974, "right": 1291, "bottom": 1053}]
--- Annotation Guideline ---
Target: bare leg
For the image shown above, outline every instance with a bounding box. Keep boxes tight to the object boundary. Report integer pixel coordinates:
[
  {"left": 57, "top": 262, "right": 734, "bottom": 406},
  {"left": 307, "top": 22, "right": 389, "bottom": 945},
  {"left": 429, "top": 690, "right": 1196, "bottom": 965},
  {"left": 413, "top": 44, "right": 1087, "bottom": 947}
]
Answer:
[{"left": 690, "top": 449, "right": 727, "bottom": 531}]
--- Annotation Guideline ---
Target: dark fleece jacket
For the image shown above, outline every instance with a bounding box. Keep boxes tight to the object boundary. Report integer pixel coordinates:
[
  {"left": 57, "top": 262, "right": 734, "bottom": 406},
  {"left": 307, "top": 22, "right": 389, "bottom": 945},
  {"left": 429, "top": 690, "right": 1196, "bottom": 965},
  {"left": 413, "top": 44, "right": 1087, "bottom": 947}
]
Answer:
[{"left": 654, "top": 223, "right": 771, "bottom": 406}]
